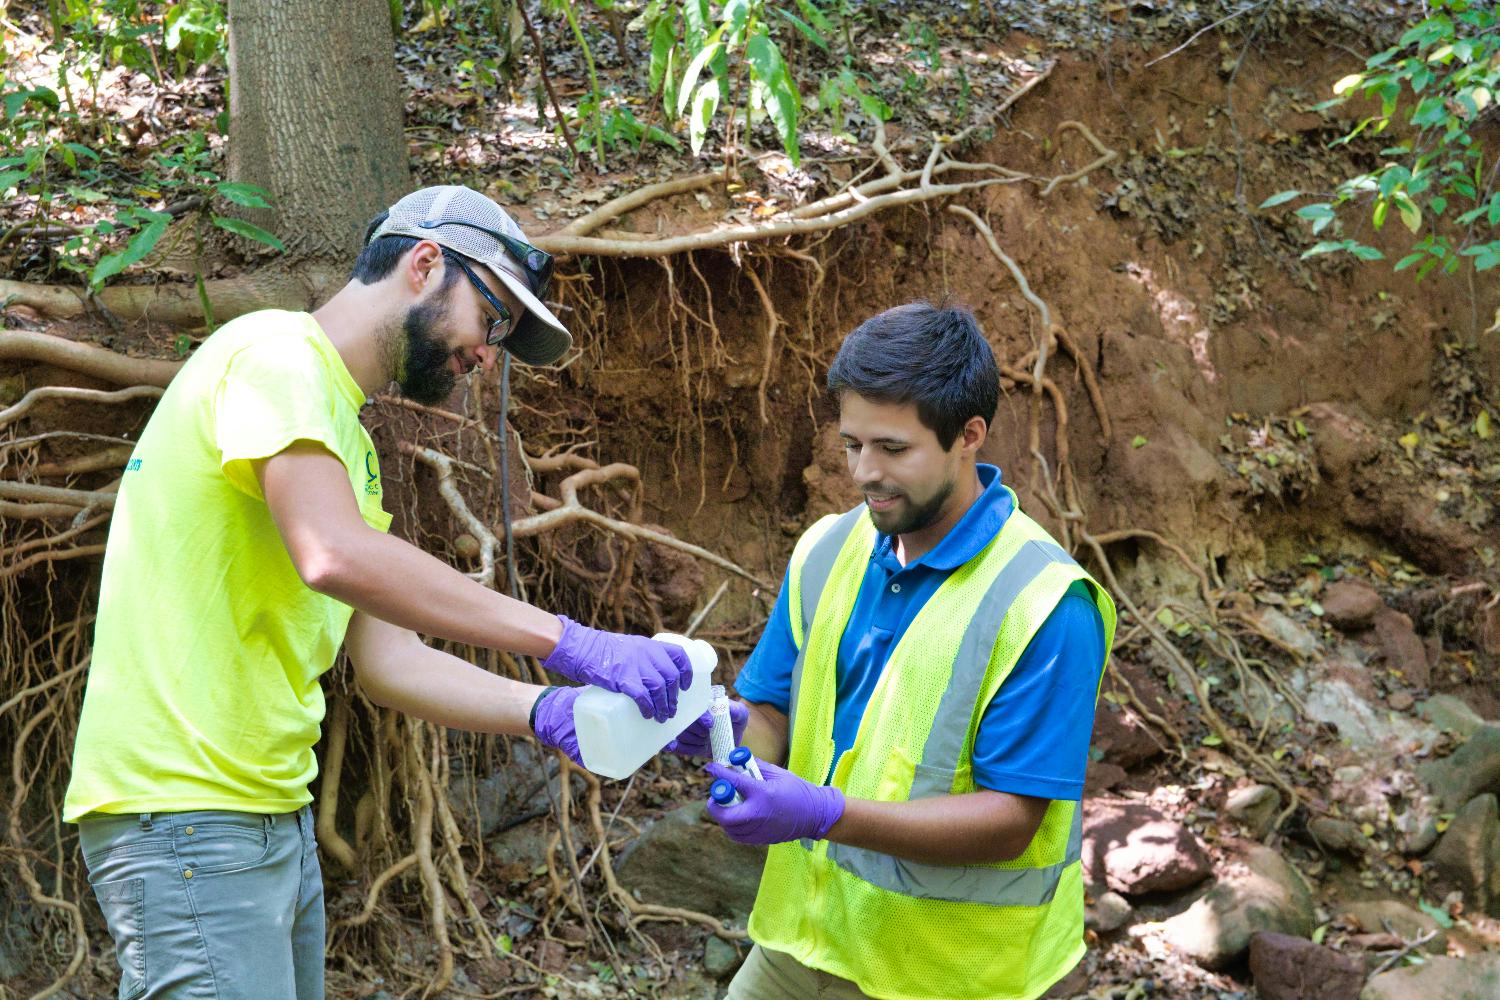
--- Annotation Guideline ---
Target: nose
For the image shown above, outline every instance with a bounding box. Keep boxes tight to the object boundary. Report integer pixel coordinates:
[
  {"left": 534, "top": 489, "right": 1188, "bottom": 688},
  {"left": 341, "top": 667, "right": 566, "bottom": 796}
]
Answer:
[
  {"left": 474, "top": 343, "right": 501, "bottom": 372},
  {"left": 850, "top": 447, "right": 883, "bottom": 487}
]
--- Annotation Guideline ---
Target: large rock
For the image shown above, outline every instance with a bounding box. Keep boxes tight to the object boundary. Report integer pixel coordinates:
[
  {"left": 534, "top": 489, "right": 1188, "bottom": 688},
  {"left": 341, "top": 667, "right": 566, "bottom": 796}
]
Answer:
[
  {"left": 1338, "top": 900, "right": 1447, "bottom": 955},
  {"left": 1374, "top": 609, "right": 1429, "bottom": 689},
  {"left": 1417, "top": 723, "right": 1500, "bottom": 811},
  {"left": 1249, "top": 931, "right": 1363, "bottom": 1000},
  {"left": 1081, "top": 798, "right": 1212, "bottom": 896},
  {"left": 1425, "top": 793, "right": 1500, "bottom": 918},
  {"left": 615, "top": 801, "right": 766, "bottom": 920},
  {"left": 1320, "top": 580, "right": 1385, "bottom": 631},
  {"left": 1161, "top": 840, "right": 1316, "bottom": 969},
  {"left": 1361, "top": 953, "right": 1500, "bottom": 1000},
  {"left": 449, "top": 744, "right": 556, "bottom": 839}
]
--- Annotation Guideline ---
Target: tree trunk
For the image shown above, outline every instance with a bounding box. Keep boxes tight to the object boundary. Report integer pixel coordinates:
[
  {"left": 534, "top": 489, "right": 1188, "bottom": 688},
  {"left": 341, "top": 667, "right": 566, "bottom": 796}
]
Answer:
[{"left": 226, "top": 0, "right": 411, "bottom": 263}]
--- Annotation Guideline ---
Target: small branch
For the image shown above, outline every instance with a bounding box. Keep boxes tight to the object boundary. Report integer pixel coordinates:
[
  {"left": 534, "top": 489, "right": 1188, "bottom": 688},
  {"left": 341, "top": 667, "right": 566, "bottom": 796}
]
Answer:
[{"left": 517, "top": 0, "right": 581, "bottom": 165}]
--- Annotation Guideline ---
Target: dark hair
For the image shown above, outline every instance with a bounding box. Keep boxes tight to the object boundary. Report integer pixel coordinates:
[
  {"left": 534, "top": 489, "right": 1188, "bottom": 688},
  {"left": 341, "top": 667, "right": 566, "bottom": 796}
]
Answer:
[
  {"left": 826, "top": 302, "right": 998, "bottom": 448},
  {"left": 350, "top": 210, "right": 419, "bottom": 284}
]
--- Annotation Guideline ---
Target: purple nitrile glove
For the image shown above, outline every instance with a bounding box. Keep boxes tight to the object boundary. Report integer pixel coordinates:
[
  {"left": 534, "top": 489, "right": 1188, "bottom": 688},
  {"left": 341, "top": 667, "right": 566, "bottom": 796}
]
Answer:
[
  {"left": 663, "top": 700, "right": 749, "bottom": 758},
  {"left": 703, "top": 755, "right": 845, "bottom": 846},
  {"left": 541, "top": 616, "right": 693, "bottom": 722},
  {"left": 530, "top": 686, "right": 584, "bottom": 765}
]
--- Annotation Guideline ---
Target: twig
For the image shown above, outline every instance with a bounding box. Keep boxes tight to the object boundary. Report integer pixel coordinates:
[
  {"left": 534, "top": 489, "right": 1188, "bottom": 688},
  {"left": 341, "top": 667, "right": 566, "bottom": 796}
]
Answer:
[
  {"left": 1144, "top": 1, "right": 1271, "bottom": 68},
  {"left": 517, "top": 1, "right": 580, "bottom": 164}
]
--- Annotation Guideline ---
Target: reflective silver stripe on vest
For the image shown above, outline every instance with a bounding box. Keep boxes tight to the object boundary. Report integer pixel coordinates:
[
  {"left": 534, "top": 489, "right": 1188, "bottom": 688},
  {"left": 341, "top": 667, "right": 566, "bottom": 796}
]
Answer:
[
  {"left": 823, "top": 797, "right": 1083, "bottom": 906},
  {"left": 787, "top": 506, "right": 866, "bottom": 728},
  {"left": 910, "top": 539, "right": 1075, "bottom": 799}
]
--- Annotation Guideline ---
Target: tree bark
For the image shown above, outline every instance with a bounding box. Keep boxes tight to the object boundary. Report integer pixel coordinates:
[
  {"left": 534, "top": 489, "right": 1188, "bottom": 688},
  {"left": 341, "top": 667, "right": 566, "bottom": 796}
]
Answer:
[{"left": 226, "top": 0, "right": 411, "bottom": 263}]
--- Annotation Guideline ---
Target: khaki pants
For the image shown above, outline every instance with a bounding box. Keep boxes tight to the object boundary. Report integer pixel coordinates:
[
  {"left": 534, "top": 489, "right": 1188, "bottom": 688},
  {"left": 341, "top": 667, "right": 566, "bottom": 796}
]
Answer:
[{"left": 726, "top": 944, "right": 1088, "bottom": 1000}]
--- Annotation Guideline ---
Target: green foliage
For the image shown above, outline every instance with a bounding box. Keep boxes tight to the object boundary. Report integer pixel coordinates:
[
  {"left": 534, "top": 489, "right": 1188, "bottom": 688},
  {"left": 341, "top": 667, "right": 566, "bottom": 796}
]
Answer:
[
  {"left": 0, "top": 80, "right": 280, "bottom": 290},
  {"left": 1262, "top": 0, "right": 1499, "bottom": 278}
]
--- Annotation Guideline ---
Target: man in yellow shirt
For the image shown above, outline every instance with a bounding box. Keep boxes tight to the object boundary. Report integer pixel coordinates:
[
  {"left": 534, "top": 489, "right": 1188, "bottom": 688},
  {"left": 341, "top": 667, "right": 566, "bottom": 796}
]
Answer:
[{"left": 65, "top": 186, "right": 693, "bottom": 1000}]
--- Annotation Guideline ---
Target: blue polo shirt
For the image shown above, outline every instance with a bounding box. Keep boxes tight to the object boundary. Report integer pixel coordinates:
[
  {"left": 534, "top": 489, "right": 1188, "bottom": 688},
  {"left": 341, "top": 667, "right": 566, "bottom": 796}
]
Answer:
[{"left": 735, "top": 464, "right": 1105, "bottom": 801}]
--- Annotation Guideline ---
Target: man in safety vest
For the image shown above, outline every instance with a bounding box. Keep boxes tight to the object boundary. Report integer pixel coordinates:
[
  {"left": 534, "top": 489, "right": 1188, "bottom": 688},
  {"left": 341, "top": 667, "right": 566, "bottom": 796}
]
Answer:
[{"left": 689, "top": 302, "right": 1116, "bottom": 1000}]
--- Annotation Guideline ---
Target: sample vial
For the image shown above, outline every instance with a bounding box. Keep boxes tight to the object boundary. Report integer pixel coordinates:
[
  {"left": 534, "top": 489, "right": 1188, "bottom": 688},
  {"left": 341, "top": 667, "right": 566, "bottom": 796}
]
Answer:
[
  {"left": 709, "top": 778, "right": 742, "bottom": 807},
  {"left": 728, "top": 745, "right": 764, "bottom": 781}
]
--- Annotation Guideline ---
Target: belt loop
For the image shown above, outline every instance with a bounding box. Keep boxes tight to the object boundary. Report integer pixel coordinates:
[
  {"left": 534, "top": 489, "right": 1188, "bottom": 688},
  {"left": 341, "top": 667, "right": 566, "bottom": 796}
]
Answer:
[{"left": 138, "top": 813, "right": 153, "bottom": 831}]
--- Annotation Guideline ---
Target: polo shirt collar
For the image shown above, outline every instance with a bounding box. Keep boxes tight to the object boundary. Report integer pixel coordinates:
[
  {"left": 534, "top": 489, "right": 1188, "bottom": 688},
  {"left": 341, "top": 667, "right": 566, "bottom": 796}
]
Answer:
[{"left": 872, "top": 464, "right": 1013, "bottom": 572}]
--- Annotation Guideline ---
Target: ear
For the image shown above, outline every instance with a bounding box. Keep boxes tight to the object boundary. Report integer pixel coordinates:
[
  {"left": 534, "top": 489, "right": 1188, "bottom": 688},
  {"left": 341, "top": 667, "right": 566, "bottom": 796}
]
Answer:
[
  {"left": 405, "top": 239, "right": 445, "bottom": 293},
  {"left": 959, "top": 415, "right": 988, "bottom": 457}
]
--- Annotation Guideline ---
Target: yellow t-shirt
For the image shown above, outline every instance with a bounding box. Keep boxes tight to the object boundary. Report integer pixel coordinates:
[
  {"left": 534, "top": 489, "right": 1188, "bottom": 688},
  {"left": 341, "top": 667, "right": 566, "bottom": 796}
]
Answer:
[{"left": 63, "top": 310, "right": 392, "bottom": 821}]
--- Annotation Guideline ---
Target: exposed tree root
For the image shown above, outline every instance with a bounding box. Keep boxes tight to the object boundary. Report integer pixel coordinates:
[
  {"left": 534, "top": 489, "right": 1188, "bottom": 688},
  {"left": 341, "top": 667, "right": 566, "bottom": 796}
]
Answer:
[{"left": 0, "top": 331, "right": 180, "bottom": 387}]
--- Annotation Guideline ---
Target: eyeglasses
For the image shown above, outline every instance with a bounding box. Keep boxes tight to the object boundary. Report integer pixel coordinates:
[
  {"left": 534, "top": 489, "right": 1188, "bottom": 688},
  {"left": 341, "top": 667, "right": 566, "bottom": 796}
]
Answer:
[
  {"left": 443, "top": 251, "right": 514, "bottom": 348},
  {"left": 417, "top": 218, "right": 554, "bottom": 300}
]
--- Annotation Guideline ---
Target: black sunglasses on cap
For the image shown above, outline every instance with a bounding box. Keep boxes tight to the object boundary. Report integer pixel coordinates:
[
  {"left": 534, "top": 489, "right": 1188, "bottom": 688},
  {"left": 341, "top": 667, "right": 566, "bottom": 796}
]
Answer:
[
  {"left": 416, "top": 218, "right": 554, "bottom": 299},
  {"left": 443, "top": 251, "right": 515, "bottom": 348}
]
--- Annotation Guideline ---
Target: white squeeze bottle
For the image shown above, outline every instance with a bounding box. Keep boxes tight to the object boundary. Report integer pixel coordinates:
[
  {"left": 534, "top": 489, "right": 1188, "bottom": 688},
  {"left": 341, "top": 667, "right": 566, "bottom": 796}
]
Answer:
[{"left": 572, "top": 633, "right": 717, "bottom": 779}]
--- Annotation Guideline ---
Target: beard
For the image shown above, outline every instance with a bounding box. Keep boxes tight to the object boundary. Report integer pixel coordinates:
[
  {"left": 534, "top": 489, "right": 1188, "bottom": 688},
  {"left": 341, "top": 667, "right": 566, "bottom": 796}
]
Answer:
[
  {"left": 396, "top": 298, "right": 459, "bottom": 405},
  {"left": 866, "top": 475, "right": 954, "bottom": 536}
]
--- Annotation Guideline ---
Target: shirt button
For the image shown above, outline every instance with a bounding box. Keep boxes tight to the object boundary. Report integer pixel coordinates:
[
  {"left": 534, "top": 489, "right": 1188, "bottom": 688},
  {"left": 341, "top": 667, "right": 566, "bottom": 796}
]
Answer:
[
  {"left": 184, "top": 826, "right": 195, "bottom": 836},
  {"left": 183, "top": 869, "right": 193, "bottom": 879},
  {"left": 891, "top": 583, "right": 901, "bottom": 594}
]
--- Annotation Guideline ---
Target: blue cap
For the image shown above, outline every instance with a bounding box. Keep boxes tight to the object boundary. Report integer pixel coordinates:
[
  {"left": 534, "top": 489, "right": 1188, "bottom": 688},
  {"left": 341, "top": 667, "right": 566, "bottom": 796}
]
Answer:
[
  {"left": 729, "top": 746, "right": 753, "bottom": 767},
  {"left": 708, "top": 779, "right": 738, "bottom": 806}
]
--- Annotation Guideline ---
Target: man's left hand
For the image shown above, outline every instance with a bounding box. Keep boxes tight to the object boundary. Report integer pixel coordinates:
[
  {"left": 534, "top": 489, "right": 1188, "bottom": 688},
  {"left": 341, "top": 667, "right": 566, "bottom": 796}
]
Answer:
[
  {"left": 704, "top": 757, "right": 845, "bottom": 845},
  {"left": 664, "top": 700, "right": 748, "bottom": 758}
]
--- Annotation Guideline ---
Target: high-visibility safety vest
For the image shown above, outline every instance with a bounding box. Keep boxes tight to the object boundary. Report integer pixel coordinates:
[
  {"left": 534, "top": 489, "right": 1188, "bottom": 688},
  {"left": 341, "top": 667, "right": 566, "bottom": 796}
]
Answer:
[{"left": 747, "top": 493, "right": 1117, "bottom": 1000}]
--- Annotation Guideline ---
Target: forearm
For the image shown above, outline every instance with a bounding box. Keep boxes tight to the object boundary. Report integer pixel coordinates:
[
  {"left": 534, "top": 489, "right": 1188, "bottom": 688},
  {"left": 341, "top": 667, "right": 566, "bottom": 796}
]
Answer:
[
  {"left": 350, "top": 622, "right": 546, "bottom": 735},
  {"left": 740, "top": 699, "right": 789, "bottom": 764},
  {"left": 321, "top": 527, "right": 562, "bottom": 658},
  {"left": 827, "top": 791, "right": 1049, "bottom": 866}
]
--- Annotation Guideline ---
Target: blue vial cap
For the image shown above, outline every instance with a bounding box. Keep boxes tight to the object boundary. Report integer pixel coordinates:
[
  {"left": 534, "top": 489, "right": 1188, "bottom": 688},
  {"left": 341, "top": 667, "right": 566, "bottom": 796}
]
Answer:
[
  {"left": 709, "top": 779, "right": 738, "bottom": 806},
  {"left": 729, "top": 746, "right": 753, "bottom": 767}
]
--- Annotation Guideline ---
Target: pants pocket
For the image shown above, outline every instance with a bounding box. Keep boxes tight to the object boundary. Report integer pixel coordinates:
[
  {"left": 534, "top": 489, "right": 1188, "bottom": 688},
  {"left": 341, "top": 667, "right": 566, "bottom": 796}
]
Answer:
[
  {"left": 179, "top": 819, "right": 272, "bottom": 876},
  {"left": 93, "top": 877, "right": 146, "bottom": 1000}
]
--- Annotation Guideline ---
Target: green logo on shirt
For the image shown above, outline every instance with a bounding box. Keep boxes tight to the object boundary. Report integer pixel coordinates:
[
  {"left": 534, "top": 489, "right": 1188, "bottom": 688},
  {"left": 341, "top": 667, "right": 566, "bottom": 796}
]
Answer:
[{"left": 364, "top": 451, "right": 379, "bottom": 496}]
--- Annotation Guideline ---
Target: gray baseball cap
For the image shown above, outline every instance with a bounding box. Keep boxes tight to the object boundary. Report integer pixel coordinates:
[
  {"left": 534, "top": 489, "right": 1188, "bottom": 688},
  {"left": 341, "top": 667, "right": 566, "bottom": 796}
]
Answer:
[{"left": 365, "top": 186, "right": 571, "bottom": 366}]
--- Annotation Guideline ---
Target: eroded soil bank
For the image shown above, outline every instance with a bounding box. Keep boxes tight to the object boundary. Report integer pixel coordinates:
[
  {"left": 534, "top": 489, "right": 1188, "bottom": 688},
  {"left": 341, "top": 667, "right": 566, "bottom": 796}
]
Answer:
[{"left": 3, "top": 6, "right": 1499, "bottom": 999}]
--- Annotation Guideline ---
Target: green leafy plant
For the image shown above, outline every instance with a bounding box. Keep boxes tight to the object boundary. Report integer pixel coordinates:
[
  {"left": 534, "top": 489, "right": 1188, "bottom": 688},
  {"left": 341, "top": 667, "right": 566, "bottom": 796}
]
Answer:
[
  {"left": 1262, "top": 0, "right": 1499, "bottom": 277},
  {"left": 645, "top": 0, "right": 805, "bottom": 165}
]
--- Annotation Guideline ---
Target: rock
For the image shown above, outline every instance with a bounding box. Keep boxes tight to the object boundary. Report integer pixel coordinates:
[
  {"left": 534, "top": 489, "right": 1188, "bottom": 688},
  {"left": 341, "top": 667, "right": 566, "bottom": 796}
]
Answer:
[
  {"left": 1084, "top": 760, "right": 1127, "bottom": 794},
  {"left": 1081, "top": 798, "right": 1212, "bottom": 896},
  {"left": 703, "top": 936, "right": 743, "bottom": 980},
  {"left": 1321, "top": 580, "right": 1385, "bottom": 631},
  {"left": 1387, "top": 691, "right": 1415, "bottom": 711},
  {"left": 1308, "top": 816, "right": 1374, "bottom": 856},
  {"left": 1374, "top": 609, "right": 1429, "bottom": 689},
  {"left": 1417, "top": 723, "right": 1500, "bottom": 811},
  {"left": 1339, "top": 900, "right": 1446, "bottom": 955},
  {"left": 1255, "top": 606, "right": 1321, "bottom": 659},
  {"left": 615, "top": 801, "right": 766, "bottom": 920},
  {"left": 1478, "top": 600, "right": 1500, "bottom": 657},
  {"left": 1161, "top": 840, "right": 1316, "bottom": 969},
  {"left": 1418, "top": 694, "right": 1485, "bottom": 739},
  {"left": 1425, "top": 793, "right": 1500, "bottom": 917},
  {"left": 1248, "top": 931, "right": 1364, "bottom": 1000},
  {"left": 1086, "top": 890, "right": 1133, "bottom": 933},
  {"left": 1361, "top": 953, "right": 1500, "bottom": 1000},
  {"left": 1225, "top": 784, "right": 1281, "bottom": 840},
  {"left": 449, "top": 744, "right": 556, "bottom": 839},
  {"left": 1089, "top": 704, "right": 1163, "bottom": 769}
]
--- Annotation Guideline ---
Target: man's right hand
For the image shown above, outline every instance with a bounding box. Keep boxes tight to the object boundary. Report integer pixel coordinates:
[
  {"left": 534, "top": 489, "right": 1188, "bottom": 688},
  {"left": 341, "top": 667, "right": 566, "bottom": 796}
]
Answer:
[{"left": 542, "top": 617, "right": 693, "bottom": 721}]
